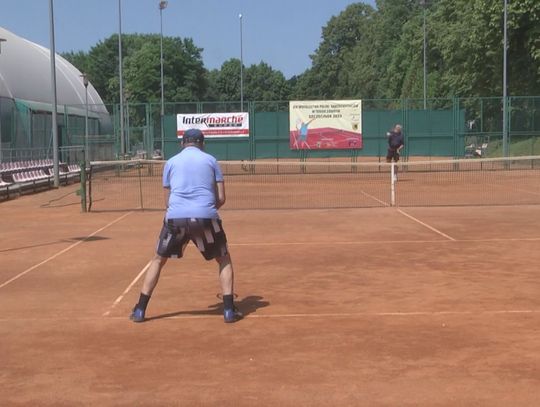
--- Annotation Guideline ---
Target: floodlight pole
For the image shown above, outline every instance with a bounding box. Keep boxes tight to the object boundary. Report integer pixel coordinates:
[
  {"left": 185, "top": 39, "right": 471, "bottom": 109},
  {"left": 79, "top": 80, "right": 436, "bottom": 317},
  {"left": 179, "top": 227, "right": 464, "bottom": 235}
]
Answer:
[
  {"left": 239, "top": 13, "right": 244, "bottom": 112},
  {"left": 502, "top": 0, "right": 509, "bottom": 157},
  {"left": 81, "top": 74, "right": 89, "bottom": 167},
  {"left": 0, "top": 38, "right": 5, "bottom": 163},
  {"left": 420, "top": 0, "right": 427, "bottom": 110},
  {"left": 159, "top": 1, "right": 168, "bottom": 159},
  {"left": 118, "top": 0, "right": 125, "bottom": 156},
  {"left": 49, "top": 0, "right": 60, "bottom": 187}
]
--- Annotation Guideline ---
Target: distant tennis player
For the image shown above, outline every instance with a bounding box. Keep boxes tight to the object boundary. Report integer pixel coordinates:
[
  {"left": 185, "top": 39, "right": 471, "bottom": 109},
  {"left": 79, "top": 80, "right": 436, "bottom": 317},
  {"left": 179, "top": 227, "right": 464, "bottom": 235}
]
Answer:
[
  {"left": 386, "top": 124, "right": 404, "bottom": 181},
  {"left": 386, "top": 124, "right": 404, "bottom": 163},
  {"left": 130, "top": 128, "right": 242, "bottom": 324}
]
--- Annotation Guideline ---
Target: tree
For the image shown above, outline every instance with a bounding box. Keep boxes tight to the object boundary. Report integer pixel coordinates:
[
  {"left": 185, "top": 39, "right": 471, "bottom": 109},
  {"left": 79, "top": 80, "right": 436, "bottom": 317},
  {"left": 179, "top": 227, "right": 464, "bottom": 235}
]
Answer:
[
  {"left": 124, "top": 36, "right": 206, "bottom": 102},
  {"left": 62, "top": 34, "right": 207, "bottom": 103},
  {"left": 205, "top": 59, "right": 291, "bottom": 102},
  {"left": 424, "top": 0, "right": 540, "bottom": 97},
  {"left": 62, "top": 1, "right": 540, "bottom": 103},
  {"left": 244, "top": 62, "right": 291, "bottom": 101},
  {"left": 210, "top": 59, "right": 242, "bottom": 101},
  {"left": 305, "top": 3, "right": 376, "bottom": 99},
  {"left": 61, "top": 50, "right": 90, "bottom": 77}
]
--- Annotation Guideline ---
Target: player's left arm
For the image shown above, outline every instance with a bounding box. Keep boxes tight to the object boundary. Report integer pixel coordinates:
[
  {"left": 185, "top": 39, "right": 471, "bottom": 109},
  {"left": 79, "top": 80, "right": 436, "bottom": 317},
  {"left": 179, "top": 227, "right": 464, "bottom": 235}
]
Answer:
[
  {"left": 215, "top": 181, "right": 226, "bottom": 209},
  {"left": 213, "top": 159, "right": 225, "bottom": 209}
]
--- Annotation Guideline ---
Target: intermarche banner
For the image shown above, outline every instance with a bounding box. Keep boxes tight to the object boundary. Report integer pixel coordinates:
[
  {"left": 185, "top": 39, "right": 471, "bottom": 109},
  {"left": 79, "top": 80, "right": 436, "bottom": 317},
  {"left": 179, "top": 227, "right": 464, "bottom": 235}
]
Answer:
[
  {"left": 289, "top": 100, "right": 363, "bottom": 150},
  {"left": 177, "top": 112, "right": 250, "bottom": 138}
]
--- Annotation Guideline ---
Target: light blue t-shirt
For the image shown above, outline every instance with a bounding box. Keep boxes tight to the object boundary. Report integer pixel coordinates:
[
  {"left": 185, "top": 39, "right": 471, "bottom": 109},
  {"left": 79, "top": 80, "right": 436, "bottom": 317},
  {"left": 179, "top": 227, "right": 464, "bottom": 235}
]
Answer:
[{"left": 163, "top": 146, "right": 224, "bottom": 219}]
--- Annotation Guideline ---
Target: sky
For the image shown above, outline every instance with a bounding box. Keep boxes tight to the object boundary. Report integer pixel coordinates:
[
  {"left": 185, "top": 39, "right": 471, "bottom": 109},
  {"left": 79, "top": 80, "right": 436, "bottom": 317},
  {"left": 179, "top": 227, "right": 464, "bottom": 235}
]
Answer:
[{"left": 0, "top": 0, "right": 375, "bottom": 79}]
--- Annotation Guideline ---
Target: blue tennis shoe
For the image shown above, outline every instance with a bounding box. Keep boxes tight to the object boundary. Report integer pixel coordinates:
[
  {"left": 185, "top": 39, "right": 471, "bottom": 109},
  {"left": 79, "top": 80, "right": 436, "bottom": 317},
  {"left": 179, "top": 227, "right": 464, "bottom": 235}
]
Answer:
[
  {"left": 224, "top": 307, "right": 243, "bottom": 323},
  {"left": 130, "top": 307, "right": 145, "bottom": 323}
]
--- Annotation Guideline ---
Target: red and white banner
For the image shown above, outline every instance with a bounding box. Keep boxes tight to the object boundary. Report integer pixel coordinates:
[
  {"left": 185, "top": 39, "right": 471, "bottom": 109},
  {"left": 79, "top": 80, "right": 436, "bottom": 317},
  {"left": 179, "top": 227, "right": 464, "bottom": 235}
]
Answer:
[
  {"left": 289, "top": 100, "right": 363, "bottom": 150},
  {"left": 177, "top": 113, "right": 249, "bottom": 138}
]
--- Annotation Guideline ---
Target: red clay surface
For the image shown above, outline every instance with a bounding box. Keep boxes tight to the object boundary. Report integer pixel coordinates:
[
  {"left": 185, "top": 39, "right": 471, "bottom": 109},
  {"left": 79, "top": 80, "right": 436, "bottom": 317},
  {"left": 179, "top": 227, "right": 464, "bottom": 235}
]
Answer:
[{"left": 1, "top": 186, "right": 540, "bottom": 406}]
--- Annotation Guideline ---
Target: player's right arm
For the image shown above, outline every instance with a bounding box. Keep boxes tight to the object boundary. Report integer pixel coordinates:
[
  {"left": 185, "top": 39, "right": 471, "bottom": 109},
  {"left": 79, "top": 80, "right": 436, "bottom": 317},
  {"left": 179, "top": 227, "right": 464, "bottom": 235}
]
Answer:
[
  {"left": 162, "top": 161, "right": 171, "bottom": 209},
  {"left": 163, "top": 187, "right": 170, "bottom": 209},
  {"left": 212, "top": 157, "right": 226, "bottom": 209}
]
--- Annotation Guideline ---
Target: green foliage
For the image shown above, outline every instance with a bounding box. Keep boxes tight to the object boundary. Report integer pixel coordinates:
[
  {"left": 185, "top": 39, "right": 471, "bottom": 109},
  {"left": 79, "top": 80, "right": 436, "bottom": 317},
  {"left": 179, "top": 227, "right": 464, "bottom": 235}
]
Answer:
[
  {"left": 62, "top": 33, "right": 206, "bottom": 103},
  {"left": 245, "top": 62, "right": 291, "bottom": 101},
  {"left": 205, "top": 59, "right": 291, "bottom": 102},
  {"left": 293, "top": 0, "right": 540, "bottom": 100},
  {"left": 208, "top": 59, "right": 242, "bottom": 101},
  {"left": 487, "top": 136, "right": 540, "bottom": 157},
  {"left": 301, "top": 3, "right": 376, "bottom": 99},
  {"left": 62, "top": 1, "right": 540, "bottom": 104}
]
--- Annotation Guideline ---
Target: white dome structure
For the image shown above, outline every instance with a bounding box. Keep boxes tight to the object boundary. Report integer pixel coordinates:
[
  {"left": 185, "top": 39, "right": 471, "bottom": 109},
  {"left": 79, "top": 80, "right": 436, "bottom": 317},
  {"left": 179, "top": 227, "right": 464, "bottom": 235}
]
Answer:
[
  {"left": 0, "top": 26, "right": 107, "bottom": 113},
  {"left": 0, "top": 27, "right": 112, "bottom": 161}
]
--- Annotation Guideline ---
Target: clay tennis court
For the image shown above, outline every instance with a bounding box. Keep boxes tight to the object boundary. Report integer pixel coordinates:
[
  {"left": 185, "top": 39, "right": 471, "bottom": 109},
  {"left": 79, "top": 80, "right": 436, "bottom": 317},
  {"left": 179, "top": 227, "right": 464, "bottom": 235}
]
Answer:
[{"left": 1, "top": 179, "right": 540, "bottom": 406}]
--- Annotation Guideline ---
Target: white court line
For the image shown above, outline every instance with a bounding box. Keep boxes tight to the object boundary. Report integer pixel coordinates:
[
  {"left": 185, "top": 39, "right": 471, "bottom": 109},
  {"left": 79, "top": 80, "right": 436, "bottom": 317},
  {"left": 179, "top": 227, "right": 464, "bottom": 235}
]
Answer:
[
  {"left": 102, "top": 260, "right": 152, "bottom": 317},
  {"left": 1, "top": 309, "right": 539, "bottom": 322},
  {"left": 360, "top": 190, "right": 390, "bottom": 207},
  {"left": 485, "top": 182, "right": 540, "bottom": 197},
  {"left": 229, "top": 237, "right": 540, "bottom": 246},
  {"left": 511, "top": 187, "right": 540, "bottom": 196},
  {"left": 229, "top": 240, "right": 447, "bottom": 247},
  {"left": 242, "top": 310, "right": 540, "bottom": 318},
  {"left": 0, "top": 212, "right": 133, "bottom": 289},
  {"left": 104, "top": 310, "right": 540, "bottom": 320},
  {"left": 166, "top": 309, "right": 540, "bottom": 319},
  {"left": 397, "top": 209, "right": 456, "bottom": 241},
  {"left": 462, "top": 237, "right": 540, "bottom": 242}
]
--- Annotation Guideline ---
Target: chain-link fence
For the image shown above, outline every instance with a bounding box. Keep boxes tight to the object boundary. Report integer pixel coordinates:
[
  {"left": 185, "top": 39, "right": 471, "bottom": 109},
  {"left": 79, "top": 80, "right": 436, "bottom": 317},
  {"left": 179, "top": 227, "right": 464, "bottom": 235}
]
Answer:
[{"left": 1, "top": 96, "right": 539, "bottom": 162}]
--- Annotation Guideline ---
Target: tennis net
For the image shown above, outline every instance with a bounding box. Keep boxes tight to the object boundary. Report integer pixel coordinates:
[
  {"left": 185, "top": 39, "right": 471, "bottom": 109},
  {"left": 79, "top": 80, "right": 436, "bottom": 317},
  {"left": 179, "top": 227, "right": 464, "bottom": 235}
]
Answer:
[{"left": 85, "top": 156, "right": 540, "bottom": 211}]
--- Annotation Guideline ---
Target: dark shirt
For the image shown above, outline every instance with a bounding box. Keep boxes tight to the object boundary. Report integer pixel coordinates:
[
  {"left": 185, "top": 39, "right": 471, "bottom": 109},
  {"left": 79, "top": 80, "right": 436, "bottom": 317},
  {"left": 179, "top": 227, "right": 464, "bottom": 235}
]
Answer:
[{"left": 388, "top": 131, "right": 404, "bottom": 149}]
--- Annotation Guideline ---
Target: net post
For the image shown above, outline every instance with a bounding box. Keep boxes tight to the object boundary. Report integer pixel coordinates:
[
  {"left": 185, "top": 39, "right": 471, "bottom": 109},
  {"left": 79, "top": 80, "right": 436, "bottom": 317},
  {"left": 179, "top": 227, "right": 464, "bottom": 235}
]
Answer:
[
  {"left": 391, "top": 162, "right": 396, "bottom": 206},
  {"left": 137, "top": 162, "right": 144, "bottom": 210},
  {"left": 79, "top": 161, "right": 87, "bottom": 213}
]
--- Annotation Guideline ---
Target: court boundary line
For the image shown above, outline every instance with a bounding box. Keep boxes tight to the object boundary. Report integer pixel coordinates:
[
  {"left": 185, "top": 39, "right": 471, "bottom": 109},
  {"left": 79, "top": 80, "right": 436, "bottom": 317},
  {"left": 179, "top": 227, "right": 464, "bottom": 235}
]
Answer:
[
  {"left": 228, "top": 237, "right": 540, "bottom": 246},
  {"left": 0, "top": 212, "right": 133, "bottom": 289},
  {"left": 102, "top": 260, "right": 152, "bottom": 317},
  {"left": 2, "top": 309, "right": 540, "bottom": 322},
  {"left": 484, "top": 181, "right": 540, "bottom": 198},
  {"left": 510, "top": 187, "right": 540, "bottom": 197},
  {"left": 397, "top": 209, "right": 456, "bottom": 241},
  {"left": 135, "top": 309, "right": 540, "bottom": 320},
  {"left": 360, "top": 190, "right": 390, "bottom": 207}
]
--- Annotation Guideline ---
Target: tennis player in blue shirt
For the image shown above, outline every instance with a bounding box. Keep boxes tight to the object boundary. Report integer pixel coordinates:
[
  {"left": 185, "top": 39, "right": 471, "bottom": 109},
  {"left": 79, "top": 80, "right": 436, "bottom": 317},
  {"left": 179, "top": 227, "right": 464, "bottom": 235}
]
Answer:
[{"left": 130, "top": 128, "right": 242, "bottom": 323}]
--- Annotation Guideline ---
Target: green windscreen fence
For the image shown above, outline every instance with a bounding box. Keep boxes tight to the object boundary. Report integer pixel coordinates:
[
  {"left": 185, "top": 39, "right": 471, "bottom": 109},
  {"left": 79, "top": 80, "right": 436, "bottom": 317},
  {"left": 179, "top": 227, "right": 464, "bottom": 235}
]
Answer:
[
  {"left": 3, "top": 97, "right": 540, "bottom": 162},
  {"left": 163, "top": 105, "right": 464, "bottom": 161}
]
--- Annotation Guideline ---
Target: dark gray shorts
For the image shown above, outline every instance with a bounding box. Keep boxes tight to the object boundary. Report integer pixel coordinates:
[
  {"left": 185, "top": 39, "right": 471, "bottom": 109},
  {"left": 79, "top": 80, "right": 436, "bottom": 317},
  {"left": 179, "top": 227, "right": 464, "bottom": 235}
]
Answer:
[
  {"left": 156, "top": 218, "right": 228, "bottom": 260},
  {"left": 386, "top": 148, "right": 400, "bottom": 162}
]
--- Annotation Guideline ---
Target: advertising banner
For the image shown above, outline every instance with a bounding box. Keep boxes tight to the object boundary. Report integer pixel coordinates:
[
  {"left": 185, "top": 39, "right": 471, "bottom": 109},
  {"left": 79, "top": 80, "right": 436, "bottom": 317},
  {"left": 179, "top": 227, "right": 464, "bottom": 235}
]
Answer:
[
  {"left": 289, "top": 100, "right": 362, "bottom": 150},
  {"left": 177, "top": 112, "right": 249, "bottom": 138}
]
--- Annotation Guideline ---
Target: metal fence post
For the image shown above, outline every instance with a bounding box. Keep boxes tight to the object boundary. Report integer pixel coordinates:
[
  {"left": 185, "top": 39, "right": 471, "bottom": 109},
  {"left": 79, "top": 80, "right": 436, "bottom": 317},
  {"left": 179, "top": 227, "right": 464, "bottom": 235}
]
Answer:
[
  {"left": 391, "top": 162, "right": 396, "bottom": 206},
  {"left": 79, "top": 162, "right": 87, "bottom": 212}
]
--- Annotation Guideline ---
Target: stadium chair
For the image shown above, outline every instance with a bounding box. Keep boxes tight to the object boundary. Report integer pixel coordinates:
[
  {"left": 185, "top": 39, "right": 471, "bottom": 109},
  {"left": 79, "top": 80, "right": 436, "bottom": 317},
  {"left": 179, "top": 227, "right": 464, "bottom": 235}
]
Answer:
[
  {"left": 11, "top": 172, "right": 22, "bottom": 183},
  {"left": 36, "top": 170, "right": 48, "bottom": 180},
  {"left": 68, "top": 164, "right": 81, "bottom": 173},
  {"left": 0, "top": 176, "right": 11, "bottom": 187}
]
